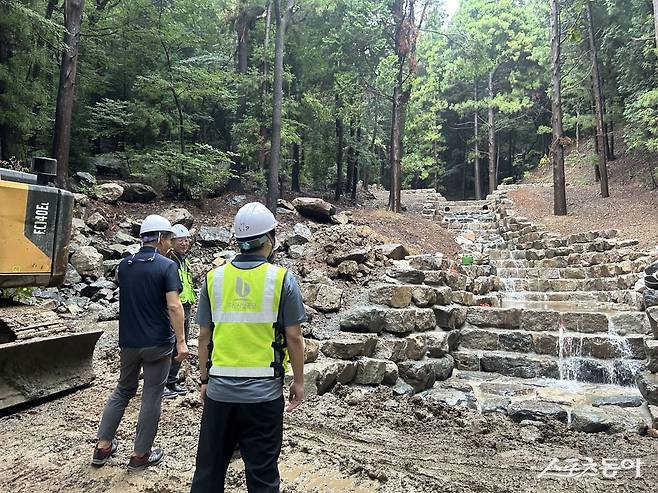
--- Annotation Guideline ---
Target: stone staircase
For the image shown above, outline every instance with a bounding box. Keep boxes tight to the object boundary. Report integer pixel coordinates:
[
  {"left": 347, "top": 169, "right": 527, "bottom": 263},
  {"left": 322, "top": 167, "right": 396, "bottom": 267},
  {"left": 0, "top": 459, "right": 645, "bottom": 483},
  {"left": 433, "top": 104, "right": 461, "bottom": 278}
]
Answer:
[
  {"left": 297, "top": 186, "right": 656, "bottom": 434},
  {"left": 453, "top": 306, "right": 647, "bottom": 385},
  {"left": 413, "top": 186, "right": 657, "bottom": 433}
]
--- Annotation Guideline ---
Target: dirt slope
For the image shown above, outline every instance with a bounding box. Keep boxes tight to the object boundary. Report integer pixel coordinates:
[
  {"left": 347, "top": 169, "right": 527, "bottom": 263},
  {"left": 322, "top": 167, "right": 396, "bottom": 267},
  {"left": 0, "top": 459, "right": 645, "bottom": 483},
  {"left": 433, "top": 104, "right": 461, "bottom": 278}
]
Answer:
[
  {"left": 513, "top": 138, "right": 658, "bottom": 251},
  {"left": 87, "top": 192, "right": 458, "bottom": 258}
]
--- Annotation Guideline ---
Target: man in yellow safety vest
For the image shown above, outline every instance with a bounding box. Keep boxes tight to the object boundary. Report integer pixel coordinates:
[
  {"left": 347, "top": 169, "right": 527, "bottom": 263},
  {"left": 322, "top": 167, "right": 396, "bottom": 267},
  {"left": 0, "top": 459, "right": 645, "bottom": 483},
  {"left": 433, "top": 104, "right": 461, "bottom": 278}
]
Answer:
[
  {"left": 163, "top": 223, "right": 197, "bottom": 398},
  {"left": 190, "top": 202, "right": 306, "bottom": 493}
]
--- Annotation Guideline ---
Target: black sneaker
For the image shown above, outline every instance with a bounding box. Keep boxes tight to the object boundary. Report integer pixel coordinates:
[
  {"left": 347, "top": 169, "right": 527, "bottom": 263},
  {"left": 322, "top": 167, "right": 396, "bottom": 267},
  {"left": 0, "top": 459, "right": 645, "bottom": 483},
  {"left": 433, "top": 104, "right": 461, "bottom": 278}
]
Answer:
[
  {"left": 168, "top": 383, "right": 187, "bottom": 396},
  {"left": 127, "top": 448, "right": 164, "bottom": 472},
  {"left": 91, "top": 439, "right": 118, "bottom": 467},
  {"left": 162, "top": 386, "right": 178, "bottom": 399}
]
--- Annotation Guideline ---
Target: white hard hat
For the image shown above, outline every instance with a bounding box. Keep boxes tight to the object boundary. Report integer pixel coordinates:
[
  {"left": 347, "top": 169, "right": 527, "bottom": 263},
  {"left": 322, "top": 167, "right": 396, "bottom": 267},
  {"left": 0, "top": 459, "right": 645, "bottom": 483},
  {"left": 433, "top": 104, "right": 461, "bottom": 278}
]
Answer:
[
  {"left": 234, "top": 202, "right": 278, "bottom": 239},
  {"left": 172, "top": 224, "right": 190, "bottom": 238},
  {"left": 140, "top": 214, "right": 174, "bottom": 235}
]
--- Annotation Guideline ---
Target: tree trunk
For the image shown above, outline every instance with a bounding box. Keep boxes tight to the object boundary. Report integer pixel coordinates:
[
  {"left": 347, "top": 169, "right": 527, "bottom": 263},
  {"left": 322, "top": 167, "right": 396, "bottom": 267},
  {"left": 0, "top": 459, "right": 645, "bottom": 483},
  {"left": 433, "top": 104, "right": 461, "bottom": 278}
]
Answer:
[
  {"left": 258, "top": 1, "right": 272, "bottom": 170},
  {"left": 586, "top": 0, "right": 609, "bottom": 197},
  {"left": 161, "top": 43, "right": 185, "bottom": 156},
  {"left": 550, "top": 0, "right": 567, "bottom": 215},
  {"left": 291, "top": 141, "right": 300, "bottom": 192},
  {"left": 0, "top": 24, "right": 11, "bottom": 160},
  {"left": 604, "top": 122, "right": 612, "bottom": 161},
  {"left": 380, "top": 144, "right": 387, "bottom": 187},
  {"left": 653, "top": 0, "right": 658, "bottom": 53},
  {"left": 52, "top": 0, "right": 85, "bottom": 189},
  {"left": 590, "top": 91, "right": 601, "bottom": 182},
  {"left": 346, "top": 121, "right": 355, "bottom": 197},
  {"left": 365, "top": 107, "right": 378, "bottom": 192},
  {"left": 228, "top": 2, "right": 256, "bottom": 191},
  {"left": 474, "top": 82, "right": 481, "bottom": 200},
  {"left": 266, "top": 0, "right": 294, "bottom": 213},
  {"left": 237, "top": 8, "right": 250, "bottom": 110},
  {"left": 487, "top": 69, "right": 496, "bottom": 195},
  {"left": 609, "top": 120, "right": 616, "bottom": 160},
  {"left": 389, "top": 83, "right": 407, "bottom": 212},
  {"left": 388, "top": 0, "right": 427, "bottom": 212},
  {"left": 389, "top": 0, "right": 404, "bottom": 213},
  {"left": 576, "top": 106, "right": 580, "bottom": 154},
  {"left": 351, "top": 126, "right": 361, "bottom": 201},
  {"left": 495, "top": 140, "right": 500, "bottom": 184},
  {"left": 301, "top": 143, "right": 305, "bottom": 188},
  {"left": 507, "top": 131, "right": 513, "bottom": 178},
  {"left": 335, "top": 93, "right": 344, "bottom": 200}
]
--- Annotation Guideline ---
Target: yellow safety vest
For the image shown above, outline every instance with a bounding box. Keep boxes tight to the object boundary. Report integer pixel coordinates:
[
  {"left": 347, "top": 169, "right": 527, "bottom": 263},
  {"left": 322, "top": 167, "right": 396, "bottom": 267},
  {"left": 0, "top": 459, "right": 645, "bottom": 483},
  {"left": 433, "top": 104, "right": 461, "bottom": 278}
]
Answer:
[
  {"left": 206, "top": 262, "right": 288, "bottom": 378},
  {"left": 173, "top": 253, "right": 197, "bottom": 305}
]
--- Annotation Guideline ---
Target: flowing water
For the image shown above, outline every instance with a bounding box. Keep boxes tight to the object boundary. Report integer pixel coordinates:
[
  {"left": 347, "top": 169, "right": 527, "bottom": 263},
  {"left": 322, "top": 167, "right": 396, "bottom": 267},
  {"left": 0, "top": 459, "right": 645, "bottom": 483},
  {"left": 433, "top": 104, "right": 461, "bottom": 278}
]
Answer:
[{"left": 455, "top": 204, "right": 644, "bottom": 387}]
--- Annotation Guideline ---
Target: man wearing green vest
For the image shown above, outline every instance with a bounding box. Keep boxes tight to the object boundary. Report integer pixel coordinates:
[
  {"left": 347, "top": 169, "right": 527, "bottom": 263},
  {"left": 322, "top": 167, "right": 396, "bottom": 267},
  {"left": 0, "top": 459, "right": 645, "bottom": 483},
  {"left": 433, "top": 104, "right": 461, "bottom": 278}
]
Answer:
[
  {"left": 163, "top": 223, "right": 197, "bottom": 399},
  {"left": 191, "top": 202, "right": 306, "bottom": 493}
]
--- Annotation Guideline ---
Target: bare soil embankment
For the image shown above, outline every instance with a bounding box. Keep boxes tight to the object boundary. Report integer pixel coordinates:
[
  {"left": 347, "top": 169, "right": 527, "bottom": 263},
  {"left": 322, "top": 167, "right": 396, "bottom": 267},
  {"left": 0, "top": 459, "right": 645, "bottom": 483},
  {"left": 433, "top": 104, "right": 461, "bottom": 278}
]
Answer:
[{"left": 515, "top": 139, "right": 658, "bottom": 251}]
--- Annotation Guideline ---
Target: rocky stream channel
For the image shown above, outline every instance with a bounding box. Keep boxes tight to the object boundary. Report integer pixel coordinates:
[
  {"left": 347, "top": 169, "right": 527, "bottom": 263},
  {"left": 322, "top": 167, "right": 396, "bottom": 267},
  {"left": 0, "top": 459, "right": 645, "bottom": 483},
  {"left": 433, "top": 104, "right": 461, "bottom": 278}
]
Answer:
[
  {"left": 298, "top": 185, "right": 658, "bottom": 436},
  {"left": 4, "top": 182, "right": 658, "bottom": 492}
]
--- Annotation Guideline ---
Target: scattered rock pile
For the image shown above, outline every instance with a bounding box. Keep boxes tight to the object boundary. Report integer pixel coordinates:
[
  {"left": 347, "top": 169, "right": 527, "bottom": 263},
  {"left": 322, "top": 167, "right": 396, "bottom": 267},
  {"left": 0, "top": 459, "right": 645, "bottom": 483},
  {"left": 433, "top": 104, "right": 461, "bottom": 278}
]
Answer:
[
  {"left": 296, "top": 251, "right": 505, "bottom": 398},
  {"left": 36, "top": 202, "right": 189, "bottom": 320},
  {"left": 71, "top": 174, "right": 158, "bottom": 205},
  {"left": 43, "top": 192, "right": 415, "bottom": 330},
  {"left": 287, "top": 222, "right": 408, "bottom": 284}
]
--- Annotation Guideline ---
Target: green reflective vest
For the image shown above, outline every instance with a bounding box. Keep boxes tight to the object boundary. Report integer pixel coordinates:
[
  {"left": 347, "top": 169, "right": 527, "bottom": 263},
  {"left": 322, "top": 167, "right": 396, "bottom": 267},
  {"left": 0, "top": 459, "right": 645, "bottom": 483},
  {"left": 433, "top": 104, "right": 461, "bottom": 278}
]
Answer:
[
  {"left": 206, "top": 262, "right": 288, "bottom": 378},
  {"left": 173, "top": 253, "right": 197, "bottom": 305}
]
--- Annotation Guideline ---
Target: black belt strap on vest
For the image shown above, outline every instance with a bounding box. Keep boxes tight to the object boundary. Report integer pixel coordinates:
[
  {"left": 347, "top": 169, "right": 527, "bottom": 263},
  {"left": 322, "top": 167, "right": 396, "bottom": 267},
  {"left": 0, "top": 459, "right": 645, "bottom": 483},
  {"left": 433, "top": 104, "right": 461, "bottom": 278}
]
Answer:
[
  {"left": 271, "top": 337, "right": 285, "bottom": 381},
  {"left": 271, "top": 280, "right": 287, "bottom": 382}
]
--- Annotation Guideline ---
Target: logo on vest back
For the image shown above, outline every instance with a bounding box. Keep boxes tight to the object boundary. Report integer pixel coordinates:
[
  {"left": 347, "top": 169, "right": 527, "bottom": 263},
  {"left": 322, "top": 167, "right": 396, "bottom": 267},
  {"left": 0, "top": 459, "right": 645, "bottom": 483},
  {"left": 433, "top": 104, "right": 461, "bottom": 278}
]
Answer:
[{"left": 236, "top": 277, "right": 251, "bottom": 298}]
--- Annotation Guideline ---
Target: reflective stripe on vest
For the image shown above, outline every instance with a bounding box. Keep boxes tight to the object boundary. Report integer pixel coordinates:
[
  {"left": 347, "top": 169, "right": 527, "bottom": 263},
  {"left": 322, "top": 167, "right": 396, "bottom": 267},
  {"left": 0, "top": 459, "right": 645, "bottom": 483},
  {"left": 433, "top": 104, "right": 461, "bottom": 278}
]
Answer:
[{"left": 207, "top": 262, "right": 287, "bottom": 378}]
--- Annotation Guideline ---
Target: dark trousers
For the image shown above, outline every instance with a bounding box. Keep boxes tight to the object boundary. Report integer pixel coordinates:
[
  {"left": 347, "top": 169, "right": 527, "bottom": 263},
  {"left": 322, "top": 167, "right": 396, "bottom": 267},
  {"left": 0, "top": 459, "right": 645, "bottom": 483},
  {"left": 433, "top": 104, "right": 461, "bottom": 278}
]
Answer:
[
  {"left": 97, "top": 345, "right": 172, "bottom": 455},
  {"left": 167, "top": 303, "right": 191, "bottom": 386},
  {"left": 191, "top": 396, "right": 284, "bottom": 493}
]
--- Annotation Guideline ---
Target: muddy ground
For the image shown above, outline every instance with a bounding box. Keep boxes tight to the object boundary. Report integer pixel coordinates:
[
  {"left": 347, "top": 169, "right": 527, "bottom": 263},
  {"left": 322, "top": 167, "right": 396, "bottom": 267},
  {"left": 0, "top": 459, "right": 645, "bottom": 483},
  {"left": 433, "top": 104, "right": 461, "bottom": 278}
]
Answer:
[{"left": 1, "top": 319, "right": 657, "bottom": 493}]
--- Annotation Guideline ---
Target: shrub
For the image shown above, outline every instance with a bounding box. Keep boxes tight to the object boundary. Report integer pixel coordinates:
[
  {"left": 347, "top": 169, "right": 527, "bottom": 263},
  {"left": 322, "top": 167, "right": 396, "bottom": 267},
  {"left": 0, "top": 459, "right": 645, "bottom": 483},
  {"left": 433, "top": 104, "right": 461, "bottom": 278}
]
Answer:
[
  {"left": 624, "top": 89, "right": 658, "bottom": 153},
  {"left": 136, "top": 143, "right": 235, "bottom": 199}
]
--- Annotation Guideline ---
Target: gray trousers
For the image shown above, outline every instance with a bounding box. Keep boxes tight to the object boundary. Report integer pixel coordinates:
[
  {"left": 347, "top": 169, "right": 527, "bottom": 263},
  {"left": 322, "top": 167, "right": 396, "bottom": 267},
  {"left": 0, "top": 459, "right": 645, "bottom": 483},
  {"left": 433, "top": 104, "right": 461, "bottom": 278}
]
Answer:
[
  {"left": 647, "top": 306, "right": 658, "bottom": 339},
  {"left": 97, "top": 345, "right": 172, "bottom": 455},
  {"left": 167, "top": 303, "right": 191, "bottom": 386}
]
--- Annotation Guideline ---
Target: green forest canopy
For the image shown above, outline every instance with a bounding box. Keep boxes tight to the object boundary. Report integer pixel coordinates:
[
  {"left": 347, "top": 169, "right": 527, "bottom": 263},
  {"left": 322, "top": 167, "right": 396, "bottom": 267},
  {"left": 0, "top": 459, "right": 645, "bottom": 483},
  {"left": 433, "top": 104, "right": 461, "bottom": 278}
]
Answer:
[{"left": 1, "top": 0, "right": 658, "bottom": 200}]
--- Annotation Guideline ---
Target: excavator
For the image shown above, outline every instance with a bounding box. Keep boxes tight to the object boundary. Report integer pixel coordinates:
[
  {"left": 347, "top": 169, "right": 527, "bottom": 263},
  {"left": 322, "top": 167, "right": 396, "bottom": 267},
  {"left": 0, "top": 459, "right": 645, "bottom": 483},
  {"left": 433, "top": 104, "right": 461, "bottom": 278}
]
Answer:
[{"left": 0, "top": 158, "right": 103, "bottom": 412}]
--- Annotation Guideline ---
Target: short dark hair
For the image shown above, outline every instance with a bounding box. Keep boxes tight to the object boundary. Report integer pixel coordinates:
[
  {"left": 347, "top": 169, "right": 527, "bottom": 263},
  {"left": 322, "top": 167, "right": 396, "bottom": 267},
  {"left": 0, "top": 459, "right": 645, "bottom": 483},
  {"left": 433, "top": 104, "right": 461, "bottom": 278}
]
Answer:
[
  {"left": 141, "top": 231, "right": 174, "bottom": 243},
  {"left": 238, "top": 229, "right": 275, "bottom": 254}
]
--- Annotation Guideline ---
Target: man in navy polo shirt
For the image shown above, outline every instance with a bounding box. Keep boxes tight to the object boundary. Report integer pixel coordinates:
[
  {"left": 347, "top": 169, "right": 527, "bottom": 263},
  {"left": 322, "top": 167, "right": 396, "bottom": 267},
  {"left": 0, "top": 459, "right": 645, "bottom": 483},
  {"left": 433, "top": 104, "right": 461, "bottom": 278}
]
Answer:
[{"left": 92, "top": 214, "right": 189, "bottom": 471}]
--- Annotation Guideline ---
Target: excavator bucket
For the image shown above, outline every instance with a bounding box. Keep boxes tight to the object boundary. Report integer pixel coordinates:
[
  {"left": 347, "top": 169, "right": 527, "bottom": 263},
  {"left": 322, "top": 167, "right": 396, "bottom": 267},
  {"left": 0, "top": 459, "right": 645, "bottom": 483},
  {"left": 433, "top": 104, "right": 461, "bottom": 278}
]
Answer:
[
  {"left": 0, "top": 330, "right": 103, "bottom": 411},
  {"left": 0, "top": 304, "right": 103, "bottom": 411}
]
